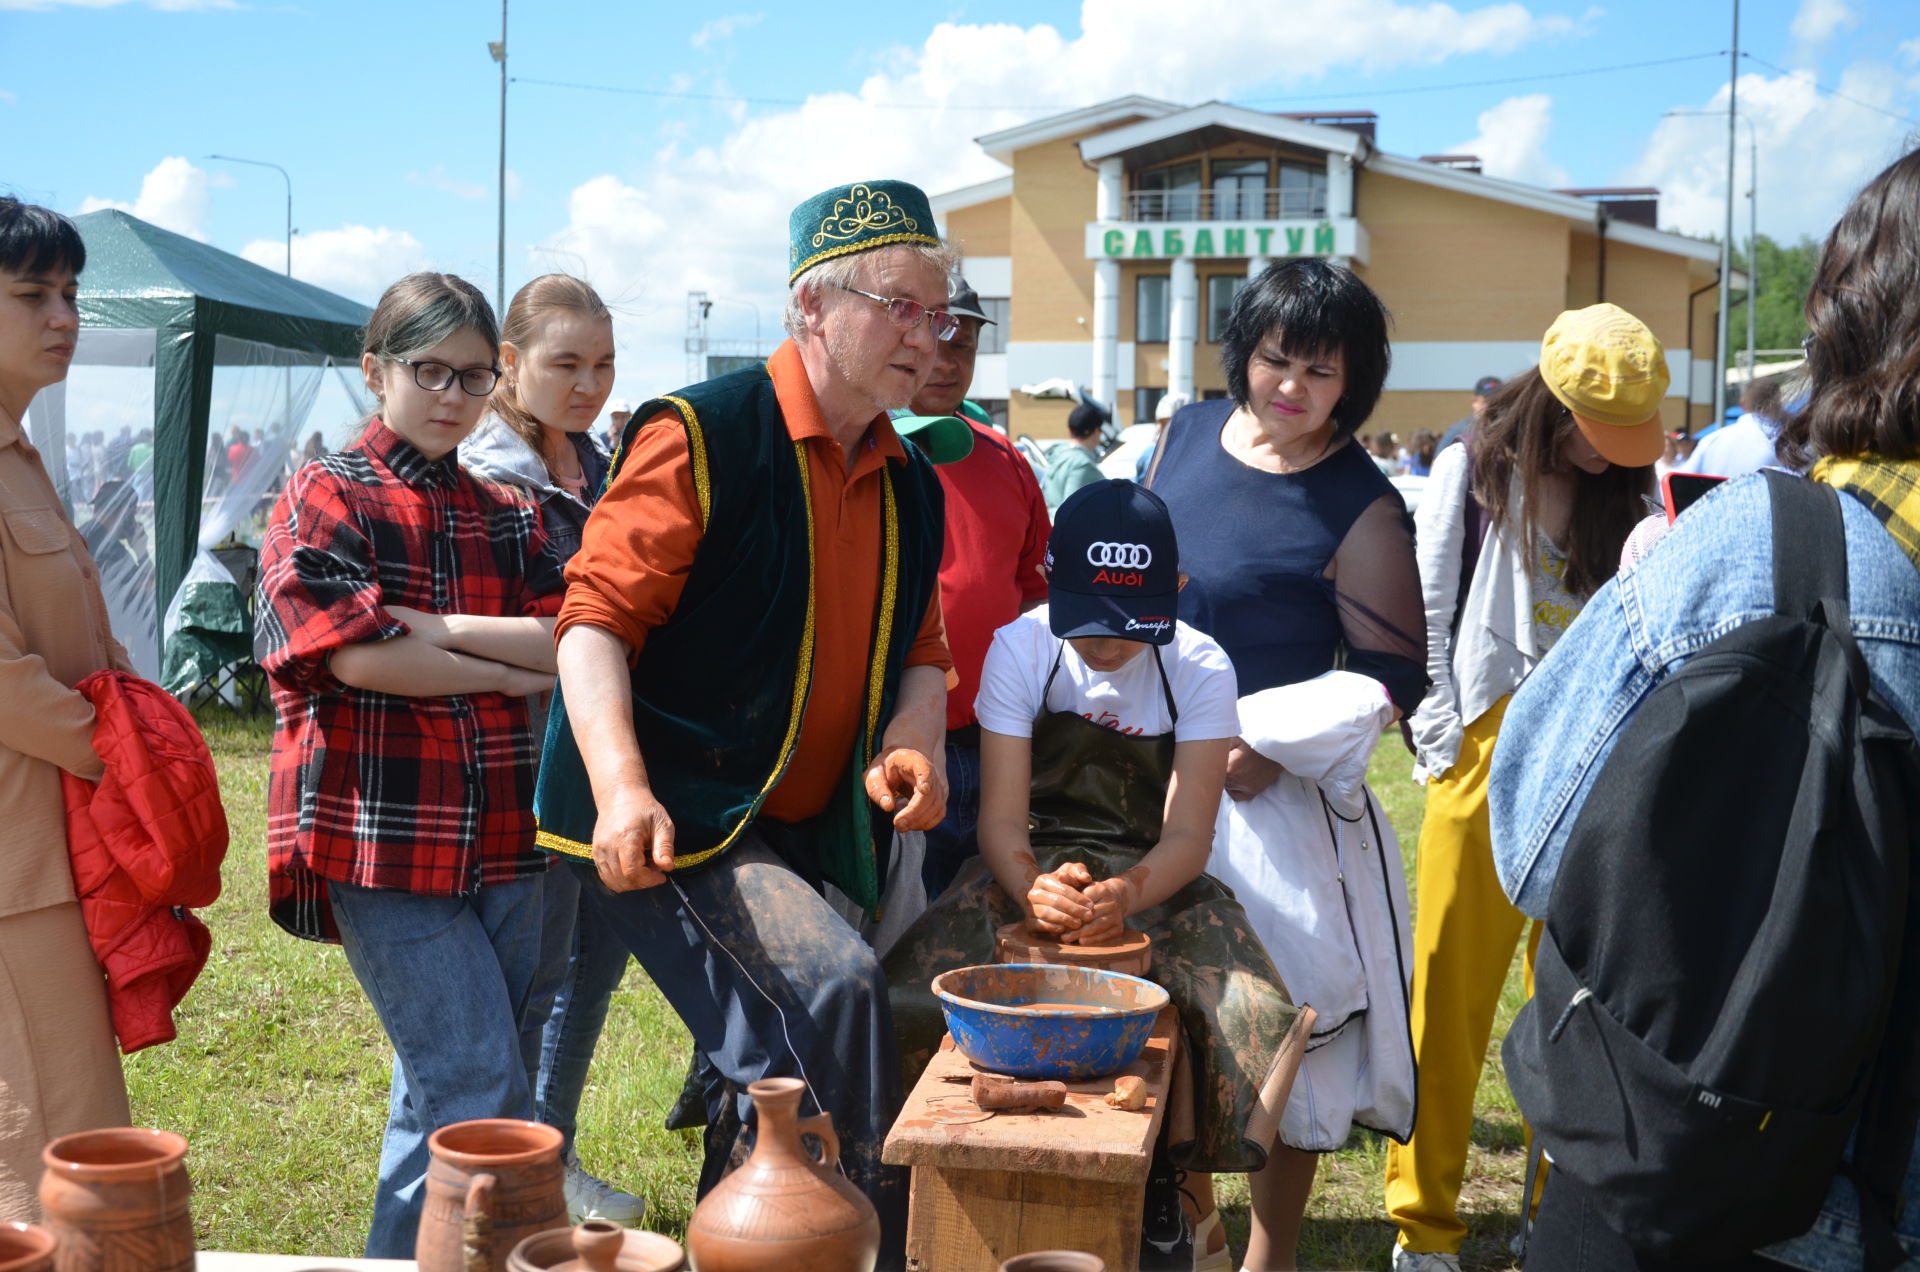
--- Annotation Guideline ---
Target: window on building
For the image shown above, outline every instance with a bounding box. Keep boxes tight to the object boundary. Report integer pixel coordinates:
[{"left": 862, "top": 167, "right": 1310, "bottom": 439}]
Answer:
[
  {"left": 1278, "top": 163, "right": 1329, "bottom": 219},
  {"left": 1207, "top": 275, "right": 1247, "bottom": 343},
  {"left": 1137, "top": 162, "right": 1201, "bottom": 221},
  {"left": 975, "top": 298, "right": 1009, "bottom": 354},
  {"left": 1136, "top": 275, "right": 1170, "bottom": 343},
  {"left": 1212, "top": 159, "right": 1268, "bottom": 220},
  {"left": 1135, "top": 387, "right": 1167, "bottom": 426}
]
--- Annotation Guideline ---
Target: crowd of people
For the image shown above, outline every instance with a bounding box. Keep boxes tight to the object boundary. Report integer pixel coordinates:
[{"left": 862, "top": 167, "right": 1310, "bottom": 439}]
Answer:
[{"left": 1, "top": 144, "right": 1918, "bottom": 1272}]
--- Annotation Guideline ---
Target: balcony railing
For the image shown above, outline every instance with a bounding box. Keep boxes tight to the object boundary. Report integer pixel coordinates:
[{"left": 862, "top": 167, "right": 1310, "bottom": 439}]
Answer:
[{"left": 1122, "top": 188, "right": 1328, "bottom": 222}]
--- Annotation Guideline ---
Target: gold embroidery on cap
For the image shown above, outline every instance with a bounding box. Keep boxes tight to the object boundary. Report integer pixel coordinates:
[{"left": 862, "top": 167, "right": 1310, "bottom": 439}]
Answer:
[{"left": 813, "top": 185, "right": 918, "bottom": 247}]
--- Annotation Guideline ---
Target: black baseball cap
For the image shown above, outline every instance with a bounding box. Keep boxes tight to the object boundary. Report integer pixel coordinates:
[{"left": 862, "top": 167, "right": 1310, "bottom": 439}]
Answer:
[
  {"left": 947, "top": 276, "right": 994, "bottom": 325},
  {"left": 1474, "top": 375, "right": 1502, "bottom": 397},
  {"left": 1045, "top": 479, "right": 1180, "bottom": 646}
]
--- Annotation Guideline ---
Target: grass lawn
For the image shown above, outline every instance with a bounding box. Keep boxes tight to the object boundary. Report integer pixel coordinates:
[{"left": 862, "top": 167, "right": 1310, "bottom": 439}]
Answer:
[{"left": 134, "top": 709, "right": 1530, "bottom": 1270}]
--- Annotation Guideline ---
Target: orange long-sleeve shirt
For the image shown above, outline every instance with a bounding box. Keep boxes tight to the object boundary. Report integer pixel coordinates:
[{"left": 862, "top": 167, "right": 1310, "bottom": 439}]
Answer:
[{"left": 559, "top": 340, "right": 952, "bottom": 823}]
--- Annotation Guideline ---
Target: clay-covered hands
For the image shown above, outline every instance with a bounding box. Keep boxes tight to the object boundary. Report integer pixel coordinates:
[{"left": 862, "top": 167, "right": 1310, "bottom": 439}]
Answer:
[
  {"left": 592, "top": 785, "right": 677, "bottom": 891},
  {"left": 1072, "top": 875, "right": 1137, "bottom": 945},
  {"left": 1224, "top": 736, "right": 1286, "bottom": 802},
  {"left": 1024, "top": 861, "right": 1138, "bottom": 942},
  {"left": 863, "top": 746, "right": 947, "bottom": 831}
]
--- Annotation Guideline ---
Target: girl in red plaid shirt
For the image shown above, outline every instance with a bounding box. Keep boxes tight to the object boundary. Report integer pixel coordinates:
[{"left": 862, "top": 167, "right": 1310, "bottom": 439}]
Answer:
[{"left": 256, "top": 272, "right": 565, "bottom": 1257}]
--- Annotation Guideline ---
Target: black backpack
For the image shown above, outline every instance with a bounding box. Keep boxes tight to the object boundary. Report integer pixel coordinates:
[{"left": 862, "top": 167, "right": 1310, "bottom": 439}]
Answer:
[{"left": 1503, "top": 472, "right": 1920, "bottom": 1269}]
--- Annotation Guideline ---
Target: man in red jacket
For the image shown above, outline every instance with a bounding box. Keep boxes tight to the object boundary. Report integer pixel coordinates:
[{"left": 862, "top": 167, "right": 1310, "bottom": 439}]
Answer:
[{"left": 909, "top": 276, "right": 1050, "bottom": 898}]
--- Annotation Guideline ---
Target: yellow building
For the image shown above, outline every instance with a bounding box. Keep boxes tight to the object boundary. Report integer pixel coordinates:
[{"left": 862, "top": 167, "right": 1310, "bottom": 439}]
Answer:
[{"left": 931, "top": 97, "right": 1724, "bottom": 439}]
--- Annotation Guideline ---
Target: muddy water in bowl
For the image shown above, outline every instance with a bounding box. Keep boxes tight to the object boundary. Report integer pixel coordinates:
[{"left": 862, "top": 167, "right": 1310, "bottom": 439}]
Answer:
[{"left": 931, "top": 963, "right": 1168, "bottom": 1080}]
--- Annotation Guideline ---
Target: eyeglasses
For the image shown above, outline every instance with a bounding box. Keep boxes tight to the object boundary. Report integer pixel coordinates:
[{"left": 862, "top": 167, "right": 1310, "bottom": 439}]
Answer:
[
  {"left": 836, "top": 285, "right": 959, "bottom": 342},
  {"left": 393, "top": 357, "right": 502, "bottom": 396}
]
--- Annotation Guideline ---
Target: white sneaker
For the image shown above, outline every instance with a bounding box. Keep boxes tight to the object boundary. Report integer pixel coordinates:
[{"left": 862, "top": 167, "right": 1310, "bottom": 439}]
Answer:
[
  {"left": 1390, "top": 1249, "right": 1462, "bottom": 1272},
  {"left": 563, "top": 1159, "right": 647, "bottom": 1225}
]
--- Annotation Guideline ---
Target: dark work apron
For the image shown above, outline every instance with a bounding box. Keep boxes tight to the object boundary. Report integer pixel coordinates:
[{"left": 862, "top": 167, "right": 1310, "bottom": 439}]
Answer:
[{"left": 883, "top": 644, "right": 1300, "bottom": 1171}]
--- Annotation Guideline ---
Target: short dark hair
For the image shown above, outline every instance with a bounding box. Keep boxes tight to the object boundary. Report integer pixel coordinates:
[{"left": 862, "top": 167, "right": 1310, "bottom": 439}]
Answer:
[
  {"left": 1067, "top": 401, "right": 1108, "bottom": 439},
  {"left": 0, "top": 196, "right": 86, "bottom": 278},
  {"left": 1220, "top": 259, "right": 1391, "bottom": 443},
  {"left": 1778, "top": 145, "right": 1920, "bottom": 467}
]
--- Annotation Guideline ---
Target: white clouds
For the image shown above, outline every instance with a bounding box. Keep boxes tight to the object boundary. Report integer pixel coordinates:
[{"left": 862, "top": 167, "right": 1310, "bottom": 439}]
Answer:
[
  {"left": 1449, "top": 95, "right": 1571, "bottom": 187},
  {"left": 541, "top": 0, "right": 1575, "bottom": 397},
  {"left": 1627, "top": 64, "right": 1912, "bottom": 244},
  {"left": 1789, "top": 0, "right": 1858, "bottom": 54},
  {"left": 77, "top": 156, "right": 212, "bottom": 239},
  {"left": 691, "top": 14, "right": 761, "bottom": 49},
  {"left": 243, "top": 225, "right": 430, "bottom": 303},
  {"left": 405, "top": 166, "right": 489, "bottom": 201}
]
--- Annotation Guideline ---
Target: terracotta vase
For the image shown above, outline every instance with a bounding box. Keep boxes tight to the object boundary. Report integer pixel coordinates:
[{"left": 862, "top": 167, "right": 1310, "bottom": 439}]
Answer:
[
  {"left": 684, "top": 1078, "right": 879, "bottom": 1272},
  {"left": 0, "top": 1224, "right": 57, "bottom": 1272},
  {"left": 999, "top": 1255, "right": 1104, "bottom": 1272},
  {"left": 417, "top": 1120, "right": 568, "bottom": 1272},
  {"left": 506, "top": 1221, "right": 683, "bottom": 1272},
  {"left": 38, "top": 1128, "right": 194, "bottom": 1272},
  {"left": 994, "top": 920, "right": 1152, "bottom": 978}
]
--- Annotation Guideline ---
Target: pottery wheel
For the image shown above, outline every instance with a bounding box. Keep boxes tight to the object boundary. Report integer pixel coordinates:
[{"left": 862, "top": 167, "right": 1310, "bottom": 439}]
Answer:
[{"left": 994, "top": 920, "right": 1153, "bottom": 977}]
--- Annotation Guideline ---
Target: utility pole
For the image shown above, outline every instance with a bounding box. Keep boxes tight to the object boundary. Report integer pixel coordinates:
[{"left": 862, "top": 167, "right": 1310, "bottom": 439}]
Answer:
[
  {"left": 489, "top": 2, "right": 508, "bottom": 314},
  {"left": 1715, "top": 0, "right": 1740, "bottom": 430}
]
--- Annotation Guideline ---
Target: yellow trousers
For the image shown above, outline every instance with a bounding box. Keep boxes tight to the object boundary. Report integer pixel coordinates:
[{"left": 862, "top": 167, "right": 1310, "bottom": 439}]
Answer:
[{"left": 1383, "top": 695, "right": 1541, "bottom": 1255}]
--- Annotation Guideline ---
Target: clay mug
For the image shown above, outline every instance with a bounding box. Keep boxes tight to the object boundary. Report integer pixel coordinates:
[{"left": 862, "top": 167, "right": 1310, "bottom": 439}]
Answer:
[
  {"left": 684, "top": 1077, "right": 879, "bottom": 1272},
  {"left": 0, "top": 1224, "right": 56, "bottom": 1272},
  {"left": 999, "top": 1255, "right": 1105, "bottom": 1272},
  {"left": 417, "top": 1119, "right": 567, "bottom": 1272},
  {"left": 505, "top": 1221, "right": 683, "bottom": 1272},
  {"left": 38, "top": 1128, "right": 194, "bottom": 1272}
]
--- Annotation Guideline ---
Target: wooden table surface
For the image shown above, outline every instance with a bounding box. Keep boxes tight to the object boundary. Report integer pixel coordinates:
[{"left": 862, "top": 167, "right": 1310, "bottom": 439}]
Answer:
[{"left": 882, "top": 1005, "right": 1178, "bottom": 1183}]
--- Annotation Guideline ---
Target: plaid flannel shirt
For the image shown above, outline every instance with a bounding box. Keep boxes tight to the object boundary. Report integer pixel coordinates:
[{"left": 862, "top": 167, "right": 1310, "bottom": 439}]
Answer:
[{"left": 256, "top": 420, "right": 565, "bottom": 943}]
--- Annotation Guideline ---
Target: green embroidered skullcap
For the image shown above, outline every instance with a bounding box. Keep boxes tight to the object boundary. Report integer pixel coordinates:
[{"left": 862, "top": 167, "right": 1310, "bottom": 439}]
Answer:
[{"left": 789, "top": 180, "right": 942, "bottom": 284}]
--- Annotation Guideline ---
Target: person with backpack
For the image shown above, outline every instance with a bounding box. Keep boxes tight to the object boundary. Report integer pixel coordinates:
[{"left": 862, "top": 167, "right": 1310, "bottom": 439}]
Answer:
[
  {"left": 1488, "top": 146, "right": 1920, "bottom": 1271},
  {"left": 1386, "top": 307, "right": 1661, "bottom": 1271}
]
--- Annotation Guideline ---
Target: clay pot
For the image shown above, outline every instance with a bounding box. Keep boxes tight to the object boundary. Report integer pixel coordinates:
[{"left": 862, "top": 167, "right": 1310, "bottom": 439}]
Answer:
[
  {"left": 0, "top": 1224, "right": 56, "bottom": 1272},
  {"left": 506, "top": 1221, "right": 683, "bottom": 1272},
  {"left": 417, "top": 1119, "right": 568, "bottom": 1272},
  {"left": 999, "top": 1255, "right": 1105, "bottom": 1272},
  {"left": 994, "top": 920, "right": 1152, "bottom": 978},
  {"left": 684, "top": 1078, "right": 879, "bottom": 1272},
  {"left": 38, "top": 1128, "right": 194, "bottom": 1272}
]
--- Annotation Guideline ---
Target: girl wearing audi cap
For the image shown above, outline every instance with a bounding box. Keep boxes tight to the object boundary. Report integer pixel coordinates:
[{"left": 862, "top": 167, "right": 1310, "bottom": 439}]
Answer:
[{"left": 885, "top": 479, "right": 1302, "bottom": 1270}]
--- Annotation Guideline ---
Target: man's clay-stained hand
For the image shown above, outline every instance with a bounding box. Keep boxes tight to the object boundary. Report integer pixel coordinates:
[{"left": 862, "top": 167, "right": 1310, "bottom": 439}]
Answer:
[
  {"left": 864, "top": 746, "right": 948, "bottom": 831},
  {"left": 1027, "top": 861, "right": 1095, "bottom": 935},
  {"left": 592, "top": 786, "right": 677, "bottom": 891}
]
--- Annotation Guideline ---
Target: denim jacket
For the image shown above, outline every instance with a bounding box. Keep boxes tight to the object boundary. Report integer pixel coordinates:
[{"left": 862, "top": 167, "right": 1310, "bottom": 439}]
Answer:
[{"left": 1488, "top": 471, "right": 1920, "bottom": 1270}]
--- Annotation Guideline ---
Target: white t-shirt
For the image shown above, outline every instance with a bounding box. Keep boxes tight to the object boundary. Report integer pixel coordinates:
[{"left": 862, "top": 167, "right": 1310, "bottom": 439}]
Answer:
[{"left": 974, "top": 607, "right": 1241, "bottom": 742}]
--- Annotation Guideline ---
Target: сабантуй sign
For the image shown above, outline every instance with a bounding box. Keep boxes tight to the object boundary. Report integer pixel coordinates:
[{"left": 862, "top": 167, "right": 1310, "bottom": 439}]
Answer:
[{"left": 1101, "top": 222, "right": 1337, "bottom": 258}]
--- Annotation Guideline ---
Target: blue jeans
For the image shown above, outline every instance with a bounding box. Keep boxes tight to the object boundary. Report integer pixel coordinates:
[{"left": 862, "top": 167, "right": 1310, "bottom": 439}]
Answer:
[
  {"left": 919, "top": 740, "right": 981, "bottom": 901},
  {"left": 566, "top": 827, "right": 906, "bottom": 1269},
  {"left": 528, "top": 860, "right": 631, "bottom": 1153},
  {"left": 328, "top": 876, "right": 546, "bottom": 1258}
]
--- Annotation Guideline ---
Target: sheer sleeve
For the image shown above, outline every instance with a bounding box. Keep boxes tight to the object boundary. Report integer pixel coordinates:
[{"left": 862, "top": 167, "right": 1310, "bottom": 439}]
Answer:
[{"left": 1328, "top": 493, "right": 1430, "bottom": 715}]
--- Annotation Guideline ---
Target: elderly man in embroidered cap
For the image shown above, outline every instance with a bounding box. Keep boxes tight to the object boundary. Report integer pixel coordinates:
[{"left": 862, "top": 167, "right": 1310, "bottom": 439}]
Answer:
[{"left": 538, "top": 180, "right": 967, "bottom": 1260}]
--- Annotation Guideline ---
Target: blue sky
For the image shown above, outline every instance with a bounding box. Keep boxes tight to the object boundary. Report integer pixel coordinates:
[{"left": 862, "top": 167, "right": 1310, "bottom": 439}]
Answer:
[{"left": 4, "top": 0, "right": 1917, "bottom": 398}]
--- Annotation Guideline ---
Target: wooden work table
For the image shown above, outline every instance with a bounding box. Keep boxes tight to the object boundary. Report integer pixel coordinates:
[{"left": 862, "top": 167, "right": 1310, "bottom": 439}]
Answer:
[{"left": 883, "top": 1006, "right": 1179, "bottom": 1272}]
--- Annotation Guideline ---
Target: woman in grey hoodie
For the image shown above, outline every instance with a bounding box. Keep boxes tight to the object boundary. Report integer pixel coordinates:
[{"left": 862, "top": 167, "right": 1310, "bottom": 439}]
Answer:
[{"left": 458, "top": 274, "right": 638, "bottom": 1225}]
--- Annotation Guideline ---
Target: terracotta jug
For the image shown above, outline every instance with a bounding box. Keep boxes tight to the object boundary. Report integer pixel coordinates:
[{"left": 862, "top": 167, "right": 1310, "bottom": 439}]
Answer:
[
  {"left": 999, "top": 1255, "right": 1104, "bottom": 1272},
  {"left": 506, "top": 1221, "right": 683, "bottom": 1272},
  {"left": 38, "top": 1128, "right": 194, "bottom": 1272},
  {"left": 417, "top": 1119, "right": 567, "bottom": 1272},
  {"left": 0, "top": 1224, "right": 56, "bottom": 1272},
  {"left": 994, "top": 920, "right": 1152, "bottom": 978},
  {"left": 683, "top": 1078, "right": 879, "bottom": 1272}
]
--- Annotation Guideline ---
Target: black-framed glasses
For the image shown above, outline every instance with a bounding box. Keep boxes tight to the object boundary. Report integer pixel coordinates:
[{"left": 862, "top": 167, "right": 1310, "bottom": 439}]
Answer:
[
  {"left": 836, "top": 285, "right": 959, "bottom": 342},
  {"left": 394, "top": 356, "right": 502, "bottom": 396}
]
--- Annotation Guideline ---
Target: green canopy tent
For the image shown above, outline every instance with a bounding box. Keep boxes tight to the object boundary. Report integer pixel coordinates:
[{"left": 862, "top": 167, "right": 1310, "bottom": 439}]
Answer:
[{"left": 22, "top": 210, "right": 371, "bottom": 681}]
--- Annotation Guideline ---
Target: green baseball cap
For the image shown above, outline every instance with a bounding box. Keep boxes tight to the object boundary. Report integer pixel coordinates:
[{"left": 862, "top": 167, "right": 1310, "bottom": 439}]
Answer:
[{"left": 888, "top": 411, "right": 975, "bottom": 465}]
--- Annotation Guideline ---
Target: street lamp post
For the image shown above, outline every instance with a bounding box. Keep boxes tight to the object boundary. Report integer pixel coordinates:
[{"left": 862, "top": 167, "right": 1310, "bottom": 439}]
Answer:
[
  {"left": 488, "top": 3, "right": 508, "bottom": 314},
  {"left": 1664, "top": 109, "right": 1760, "bottom": 385},
  {"left": 206, "top": 154, "right": 292, "bottom": 275}
]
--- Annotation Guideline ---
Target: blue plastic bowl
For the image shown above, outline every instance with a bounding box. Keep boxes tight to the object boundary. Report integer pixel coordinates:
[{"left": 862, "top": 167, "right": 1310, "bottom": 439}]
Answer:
[{"left": 931, "top": 963, "right": 1170, "bottom": 1081}]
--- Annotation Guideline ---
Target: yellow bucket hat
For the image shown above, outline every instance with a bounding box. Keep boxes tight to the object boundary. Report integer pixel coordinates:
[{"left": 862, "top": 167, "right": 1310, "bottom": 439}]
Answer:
[{"left": 1539, "top": 303, "right": 1670, "bottom": 468}]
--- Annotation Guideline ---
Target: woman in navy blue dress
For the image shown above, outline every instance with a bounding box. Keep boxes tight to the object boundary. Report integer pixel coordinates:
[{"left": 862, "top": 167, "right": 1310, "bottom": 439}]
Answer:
[{"left": 1149, "top": 260, "right": 1428, "bottom": 1271}]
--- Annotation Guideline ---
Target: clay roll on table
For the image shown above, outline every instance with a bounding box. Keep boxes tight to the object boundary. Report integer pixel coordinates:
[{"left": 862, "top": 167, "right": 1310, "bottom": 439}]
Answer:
[{"left": 39, "top": 1128, "right": 195, "bottom": 1272}]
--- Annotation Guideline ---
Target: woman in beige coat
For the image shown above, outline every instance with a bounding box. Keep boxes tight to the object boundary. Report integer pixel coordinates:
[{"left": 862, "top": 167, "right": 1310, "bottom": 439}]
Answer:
[{"left": 0, "top": 196, "right": 134, "bottom": 1220}]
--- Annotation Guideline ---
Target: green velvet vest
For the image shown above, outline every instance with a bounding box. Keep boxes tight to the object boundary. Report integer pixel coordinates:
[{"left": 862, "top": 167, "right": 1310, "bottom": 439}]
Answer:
[{"left": 533, "top": 365, "right": 945, "bottom": 912}]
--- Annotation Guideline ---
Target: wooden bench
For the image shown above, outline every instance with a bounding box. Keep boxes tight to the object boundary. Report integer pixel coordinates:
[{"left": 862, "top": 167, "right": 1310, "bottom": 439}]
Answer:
[{"left": 883, "top": 1006, "right": 1179, "bottom": 1272}]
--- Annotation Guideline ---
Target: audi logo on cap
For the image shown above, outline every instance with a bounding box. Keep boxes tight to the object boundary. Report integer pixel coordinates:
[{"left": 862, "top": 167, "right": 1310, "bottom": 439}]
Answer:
[{"left": 1087, "top": 542, "right": 1152, "bottom": 569}]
